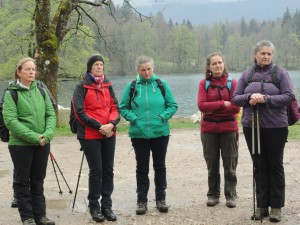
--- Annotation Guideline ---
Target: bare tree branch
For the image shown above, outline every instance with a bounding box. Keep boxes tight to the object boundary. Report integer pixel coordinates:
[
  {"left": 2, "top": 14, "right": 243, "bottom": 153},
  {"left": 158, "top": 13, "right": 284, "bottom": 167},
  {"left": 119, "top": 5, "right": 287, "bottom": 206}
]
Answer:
[
  {"left": 76, "top": 5, "right": 113, "bottom": 52},
  {"left": 79, "top": 0, "right": 110, "bottom": 6}
]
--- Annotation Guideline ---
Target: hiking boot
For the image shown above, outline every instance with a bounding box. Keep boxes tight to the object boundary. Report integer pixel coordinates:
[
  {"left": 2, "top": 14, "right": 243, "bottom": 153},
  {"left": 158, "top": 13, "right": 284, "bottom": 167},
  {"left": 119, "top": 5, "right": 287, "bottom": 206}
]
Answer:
[
  {"left": 136, "top": 202, "right": 147, "bottom": 215},
  {"left": 156, "top": 200, "right": 169, "bottom": 213},
  {"left": 101, "top": 208, "right": 117, "bottom": 221},
  {"left": 11, "top": 196, "right": 18, "bottom": 208},
  {"left": 226, "top": 198, "right": 236, "bottom": 208},
  {"left": 269, "top": 208, "right": 281, "bottom": 222},
  {"left": 90, "top": 209, "right": 105, "bottom": 222},
  {"left": 23, "top": 218, "right": 36, "bottom": 225},
  {"left": 36, "top": 216, "right": 55, "bottom": 225},
  {"left": 251, "top": 208, "right": 269, "bottom": 220},
  {"left": 206, "top": 198, "right": 219, "bottom": 207}
]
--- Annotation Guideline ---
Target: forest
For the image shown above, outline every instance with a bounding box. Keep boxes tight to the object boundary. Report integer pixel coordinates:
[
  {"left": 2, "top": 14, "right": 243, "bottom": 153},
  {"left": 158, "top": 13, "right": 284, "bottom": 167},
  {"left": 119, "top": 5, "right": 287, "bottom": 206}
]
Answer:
[{"left": 0, "top": 0, "right": 300, "bottom": 80}]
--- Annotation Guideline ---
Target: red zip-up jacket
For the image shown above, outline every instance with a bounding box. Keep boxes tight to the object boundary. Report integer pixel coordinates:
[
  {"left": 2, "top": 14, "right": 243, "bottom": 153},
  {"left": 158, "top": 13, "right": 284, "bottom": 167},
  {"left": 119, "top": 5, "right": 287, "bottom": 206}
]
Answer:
[
  {"left": 72, "top": 75, "right": 120, "bottom": 139},
  {"left": 197, "top": 74, "right": 240, "bottom": 133}
]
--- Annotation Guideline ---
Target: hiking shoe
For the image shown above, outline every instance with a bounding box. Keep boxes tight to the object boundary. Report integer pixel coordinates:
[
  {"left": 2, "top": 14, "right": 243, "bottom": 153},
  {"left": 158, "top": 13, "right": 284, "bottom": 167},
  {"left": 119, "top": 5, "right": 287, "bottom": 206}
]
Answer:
[
  {"left": 136, "top": 202, "right": 147, "bottom": 215},
  {"left": 251, "top": 208, "right": 269, "bottom": 220},
  {"left": 269, "top": 208, "right": 281, "bottom": 222},
  {"left": 156, "top": 200, "right": 169, "bottom": 213},
  {"left": 36, "top": 216, "right": 55, "bottom": 225},
  {"left": 23, "top": 218, "right": 36, "bottom": 225},
  {"left": 206, "top": 198, "right": 219, "bottom": 207},
  {"left": 90, "top": 209, "right": 105, "bottom": 222},
  {"left": 102, "top": 208, "right": 117, "bottom": 221},
  {"left": 11, "top": 196, "right": 18, "bottom": 208},
  {"left": 226, "top": 198, "right": 236, "bottom": 208}
]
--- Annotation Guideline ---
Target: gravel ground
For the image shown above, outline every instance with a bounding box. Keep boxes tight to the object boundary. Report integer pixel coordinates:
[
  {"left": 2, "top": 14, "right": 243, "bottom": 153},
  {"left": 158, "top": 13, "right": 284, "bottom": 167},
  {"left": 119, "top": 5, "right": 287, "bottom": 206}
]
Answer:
[{"left": 0, "top": 129, "right": 300, "bottom": 225}]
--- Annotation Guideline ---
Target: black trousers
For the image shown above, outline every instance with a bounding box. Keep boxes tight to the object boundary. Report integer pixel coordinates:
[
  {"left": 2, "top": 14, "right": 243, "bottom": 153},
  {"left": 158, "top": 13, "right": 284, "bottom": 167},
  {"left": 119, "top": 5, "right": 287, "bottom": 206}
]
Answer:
[
  {"left": 201, "top": 132, "right": 239, "bottom": 200},
  {"left": 9, "top": 144, "right": 50, "bottom": 222},
  {"left": 131, "top": 136, "right": 169, "bottom": 203},
  {"left": 243, "top": 127, "right": 288, "bottom": 208},
  {"left": 79, "top": 137, "right": 116, "bottom": 211}
]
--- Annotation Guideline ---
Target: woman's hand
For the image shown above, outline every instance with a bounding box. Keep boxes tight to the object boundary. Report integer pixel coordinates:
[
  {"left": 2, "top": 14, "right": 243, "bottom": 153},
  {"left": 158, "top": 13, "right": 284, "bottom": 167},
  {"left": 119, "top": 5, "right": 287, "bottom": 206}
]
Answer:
[
  {"left": 249, "top": 93, "right": 265, "bottom": 105},
  {"left": 99, "top": 123, "right": 114, "bottom": 137},
  {"left": 39, "top": 134, "right": 46, "bottom": 146},
  {"left": 224, "top": 101, "right": 231, "bottom": 107}
]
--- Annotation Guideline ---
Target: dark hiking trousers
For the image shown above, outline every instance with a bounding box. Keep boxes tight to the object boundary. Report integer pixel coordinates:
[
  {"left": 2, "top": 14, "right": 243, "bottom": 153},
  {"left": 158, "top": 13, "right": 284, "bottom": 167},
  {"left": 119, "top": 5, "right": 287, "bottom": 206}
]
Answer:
[
  {"left": 243, "top": 127, "right": 287, "bottom": 208},
  {"left": 131, "top": 136, "right": 169, "bottom": 203},
  {"left": 79, "top": 137, "right": 116, "bottom": 211},
  {"left": 9, "top": 144, "right": 50, "bottom": 222},
  {"left": 201, "top": 132, "right": 238, "bottom": 200}
]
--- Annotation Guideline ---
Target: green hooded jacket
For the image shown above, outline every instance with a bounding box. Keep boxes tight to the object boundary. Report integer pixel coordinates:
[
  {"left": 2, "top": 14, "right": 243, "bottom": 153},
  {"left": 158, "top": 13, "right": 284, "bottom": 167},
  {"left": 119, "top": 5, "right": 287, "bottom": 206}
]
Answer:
[
  {"left": 119, "top": 74, "right": 178, "bottom": 138},
  {"left": 3, "top": 80, "right": 56, "bottom": 146}
]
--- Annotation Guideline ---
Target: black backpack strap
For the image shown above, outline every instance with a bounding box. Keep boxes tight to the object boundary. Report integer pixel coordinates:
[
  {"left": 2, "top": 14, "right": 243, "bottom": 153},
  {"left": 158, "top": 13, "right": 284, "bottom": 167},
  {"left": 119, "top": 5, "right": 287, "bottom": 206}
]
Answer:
[
  {"left": 270, "top": 64, "right": 279, "bottom": 88},
  {"left": 9, "top": 90, "right": 18, "bottom": 105},
  {"left": 128, "top": 80, "right": 137, "bottom": 110},
  {"left": 247, "top": 65, "right": 256, "bottom": 84},
  {"left": 37, "top": 86, "right": 45, "bottom": 99},
  {"left": 156, "top": 78, "right": 165, "bottom": 98}
]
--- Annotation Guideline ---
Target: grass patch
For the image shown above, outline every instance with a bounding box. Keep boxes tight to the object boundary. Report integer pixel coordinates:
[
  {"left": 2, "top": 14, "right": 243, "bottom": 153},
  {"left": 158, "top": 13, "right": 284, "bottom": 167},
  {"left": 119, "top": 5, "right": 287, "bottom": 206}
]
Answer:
[
  {"left": 169, "top": 117, "right": 199, "bottom": 129},
  {"left": 55, "top": 117, "right": 199, "bottom": 137},
  {"left": 55, "top": 114, "right": 300, "bottom": 140},
  {"left": 288, "top": 122, "right": 300, "bottom": 139}
]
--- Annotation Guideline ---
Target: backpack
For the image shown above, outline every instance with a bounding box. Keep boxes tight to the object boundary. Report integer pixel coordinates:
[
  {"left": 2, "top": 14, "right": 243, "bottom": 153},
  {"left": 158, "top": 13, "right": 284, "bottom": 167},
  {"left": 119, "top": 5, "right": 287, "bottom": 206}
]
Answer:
[
  {"left": 69, "top": 87, "right": 86, "bottom": 134},
  {"left": 0, "top": 84, "right": 46, "bottom": 142},
  {"left": 205, "top": 76, "right": 233, "bottom": 93},
  {"left": 128, "top": 78, "right": 165, "bottom": 110},
  {"left": 248, "top": 65, "right": 300, "bottom": 126}
]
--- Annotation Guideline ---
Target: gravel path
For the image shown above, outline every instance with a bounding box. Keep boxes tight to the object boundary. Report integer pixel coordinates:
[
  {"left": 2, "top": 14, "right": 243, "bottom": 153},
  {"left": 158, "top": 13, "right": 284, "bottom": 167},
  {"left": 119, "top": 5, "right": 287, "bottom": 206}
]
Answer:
[{"left": 0, "top": 129, "right": 300, "bottom": 225}]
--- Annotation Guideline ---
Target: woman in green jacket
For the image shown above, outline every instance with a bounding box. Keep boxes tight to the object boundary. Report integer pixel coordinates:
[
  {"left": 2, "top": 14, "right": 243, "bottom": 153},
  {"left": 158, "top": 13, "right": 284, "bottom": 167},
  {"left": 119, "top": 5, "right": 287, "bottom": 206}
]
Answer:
[
  {"left": 3, "top": 57, "right": 56, "bottom": 225},
  {"left": 119, "top": 55, "right": 178, "bottom": 215}
]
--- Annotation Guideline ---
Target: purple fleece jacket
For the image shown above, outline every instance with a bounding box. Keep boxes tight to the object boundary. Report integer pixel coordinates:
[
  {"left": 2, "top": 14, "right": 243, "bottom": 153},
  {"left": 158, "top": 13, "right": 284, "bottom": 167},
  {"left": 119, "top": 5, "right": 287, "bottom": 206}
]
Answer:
[{"left": 232, "top": 63, "right": 294, "bottom": 128}]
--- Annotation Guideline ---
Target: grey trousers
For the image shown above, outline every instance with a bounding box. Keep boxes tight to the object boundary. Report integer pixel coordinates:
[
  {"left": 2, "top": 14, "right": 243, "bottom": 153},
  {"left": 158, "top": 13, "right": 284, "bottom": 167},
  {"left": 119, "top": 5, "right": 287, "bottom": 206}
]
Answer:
[{"left": 201, "top": 132, "right": 238, "bottom": 200}]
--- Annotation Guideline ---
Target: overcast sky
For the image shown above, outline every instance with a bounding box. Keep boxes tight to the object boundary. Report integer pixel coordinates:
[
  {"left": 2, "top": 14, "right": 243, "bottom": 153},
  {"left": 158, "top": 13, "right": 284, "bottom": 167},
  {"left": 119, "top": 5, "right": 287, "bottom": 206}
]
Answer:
[{"left": 112, "top": 0, "right": 242, "bottom": 6}]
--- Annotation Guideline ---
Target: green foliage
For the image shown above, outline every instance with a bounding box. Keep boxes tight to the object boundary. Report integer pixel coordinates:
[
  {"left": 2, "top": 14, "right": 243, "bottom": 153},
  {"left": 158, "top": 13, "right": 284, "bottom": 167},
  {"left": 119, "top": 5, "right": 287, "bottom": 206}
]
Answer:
[
  {"left": 58, "top": 26, "right": 97, "bottom": 77},
  {"left": 0, "top": 1, "right": 300, "bottom": 78},
  {"left": 166, "top": 25, "right": 197, "bottom": 72}
]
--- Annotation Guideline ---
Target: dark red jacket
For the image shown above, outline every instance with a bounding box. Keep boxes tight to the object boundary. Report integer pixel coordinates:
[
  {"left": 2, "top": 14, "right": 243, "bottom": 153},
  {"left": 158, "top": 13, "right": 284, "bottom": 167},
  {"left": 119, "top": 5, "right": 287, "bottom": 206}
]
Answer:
[
  {"left": 73, "top": 75, "right": 120, "bottom": 139},
  {"left": 197, "top": 74, "right": 240, "bottom": 133}
]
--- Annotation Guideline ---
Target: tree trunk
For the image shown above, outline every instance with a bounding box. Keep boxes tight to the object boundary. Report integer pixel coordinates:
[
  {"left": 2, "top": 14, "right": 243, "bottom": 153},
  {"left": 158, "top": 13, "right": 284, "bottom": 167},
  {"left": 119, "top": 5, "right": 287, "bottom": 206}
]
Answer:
[{"left": 35, "top": 0, "right": 59, "bottom": 104}]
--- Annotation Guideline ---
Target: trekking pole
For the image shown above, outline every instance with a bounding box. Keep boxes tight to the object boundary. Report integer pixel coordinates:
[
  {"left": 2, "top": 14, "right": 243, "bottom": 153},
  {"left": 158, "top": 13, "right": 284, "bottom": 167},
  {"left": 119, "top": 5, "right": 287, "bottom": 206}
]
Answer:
[
  {"left": 50, "top": 152, "right": 73, "bottom": 194},
  {"left": 50, "top": 153, "right": 63, "bottom": 195},
  {"left": 251, "top": 107, "right": 256, "bottom": 220},
  {"left": 256, "top": 105, "right": 263, "bottom": 223},
  {"left": 72, "top": 151, "right": 85, "bottom": 211}
]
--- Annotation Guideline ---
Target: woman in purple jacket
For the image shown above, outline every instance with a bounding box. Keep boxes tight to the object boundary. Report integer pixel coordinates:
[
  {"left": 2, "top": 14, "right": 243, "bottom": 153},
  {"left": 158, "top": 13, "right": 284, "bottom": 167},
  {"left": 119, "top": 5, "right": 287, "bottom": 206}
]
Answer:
[{"left": 232, "top": 40, "right": 294, "bottom": 223}]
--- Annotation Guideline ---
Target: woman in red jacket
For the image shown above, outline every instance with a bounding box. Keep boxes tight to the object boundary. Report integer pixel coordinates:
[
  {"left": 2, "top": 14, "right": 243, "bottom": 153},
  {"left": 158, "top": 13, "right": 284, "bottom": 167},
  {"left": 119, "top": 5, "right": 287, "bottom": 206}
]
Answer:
[
  {"left": 72, "top": 55, "right": 120, "bottom": 222},
  {"left": 197, "top": 52, "right": 240, "bottom": 208}
]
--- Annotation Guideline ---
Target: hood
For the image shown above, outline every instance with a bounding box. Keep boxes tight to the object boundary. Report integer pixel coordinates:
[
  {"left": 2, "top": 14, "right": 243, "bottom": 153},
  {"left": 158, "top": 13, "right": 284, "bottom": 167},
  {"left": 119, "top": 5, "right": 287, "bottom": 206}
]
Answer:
[{"left": 7, "top": 80, "right": 38, "bottom": 91}]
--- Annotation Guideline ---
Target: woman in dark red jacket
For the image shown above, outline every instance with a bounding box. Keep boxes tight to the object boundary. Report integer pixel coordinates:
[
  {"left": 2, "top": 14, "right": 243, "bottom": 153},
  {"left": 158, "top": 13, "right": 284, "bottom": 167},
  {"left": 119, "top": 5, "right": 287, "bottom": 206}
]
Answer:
[
  {"left": 197, "top": 52, "right": 240, "bottom": 208},
  {"left": 72, "top": 55, "right": 120, "bottom": 222}
]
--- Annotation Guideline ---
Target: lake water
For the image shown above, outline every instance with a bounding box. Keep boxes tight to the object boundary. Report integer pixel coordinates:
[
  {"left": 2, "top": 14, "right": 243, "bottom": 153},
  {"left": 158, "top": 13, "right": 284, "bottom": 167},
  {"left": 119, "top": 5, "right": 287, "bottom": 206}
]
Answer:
[{"left": 1, "top": 71, "right": 299, "bottom": 118}]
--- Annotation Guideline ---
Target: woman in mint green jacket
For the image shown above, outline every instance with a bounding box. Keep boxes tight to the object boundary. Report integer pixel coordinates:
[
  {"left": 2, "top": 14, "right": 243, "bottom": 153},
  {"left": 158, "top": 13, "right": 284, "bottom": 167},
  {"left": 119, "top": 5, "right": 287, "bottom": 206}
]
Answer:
[
  {"left": 119, "top": 55, "right": 178, "bottom": 216},
  {"left": 3, "top": 57, "right": 56, "bottom": 225}
]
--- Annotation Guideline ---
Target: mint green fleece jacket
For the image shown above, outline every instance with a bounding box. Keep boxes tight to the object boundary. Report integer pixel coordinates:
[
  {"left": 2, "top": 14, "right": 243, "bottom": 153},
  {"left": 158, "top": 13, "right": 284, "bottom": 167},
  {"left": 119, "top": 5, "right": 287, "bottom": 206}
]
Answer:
[{"left": 119, "top": 74, "right": 178, "bottom": 138}]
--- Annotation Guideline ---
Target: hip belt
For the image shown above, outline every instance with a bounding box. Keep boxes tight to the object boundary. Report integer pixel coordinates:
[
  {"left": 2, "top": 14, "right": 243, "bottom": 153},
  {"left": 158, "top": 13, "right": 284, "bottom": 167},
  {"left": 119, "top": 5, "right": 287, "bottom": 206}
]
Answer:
[{"left": 203, "top": 117, "right": 236, "bottom": 123}]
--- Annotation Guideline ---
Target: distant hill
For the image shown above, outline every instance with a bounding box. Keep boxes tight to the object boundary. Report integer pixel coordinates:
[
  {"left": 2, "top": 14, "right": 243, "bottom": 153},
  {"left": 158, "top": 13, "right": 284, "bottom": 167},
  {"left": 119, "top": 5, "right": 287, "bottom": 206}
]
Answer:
[{"left": 137, "top": 0, "right": 300, "bottom": 25}]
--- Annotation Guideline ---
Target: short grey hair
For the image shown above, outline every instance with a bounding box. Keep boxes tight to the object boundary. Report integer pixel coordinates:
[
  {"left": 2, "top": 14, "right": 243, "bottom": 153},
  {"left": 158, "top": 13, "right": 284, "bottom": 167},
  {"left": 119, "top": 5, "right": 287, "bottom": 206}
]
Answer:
[
  {"left": 253, "top": 40, "right": 275, "bottom": 55},
  {"left": 135, "top": 55, "right": 154, "bottom": 71}
]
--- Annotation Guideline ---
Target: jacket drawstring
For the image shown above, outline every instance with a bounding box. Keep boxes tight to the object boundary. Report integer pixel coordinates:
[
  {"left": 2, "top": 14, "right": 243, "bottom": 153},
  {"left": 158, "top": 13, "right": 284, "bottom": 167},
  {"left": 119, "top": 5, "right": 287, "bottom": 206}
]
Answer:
[
  {"left": 138, "top": 83, "right": 142, "bottom": 98},
  {"left": 151, "top": 82, "right": 156, "bottom": 93}
]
